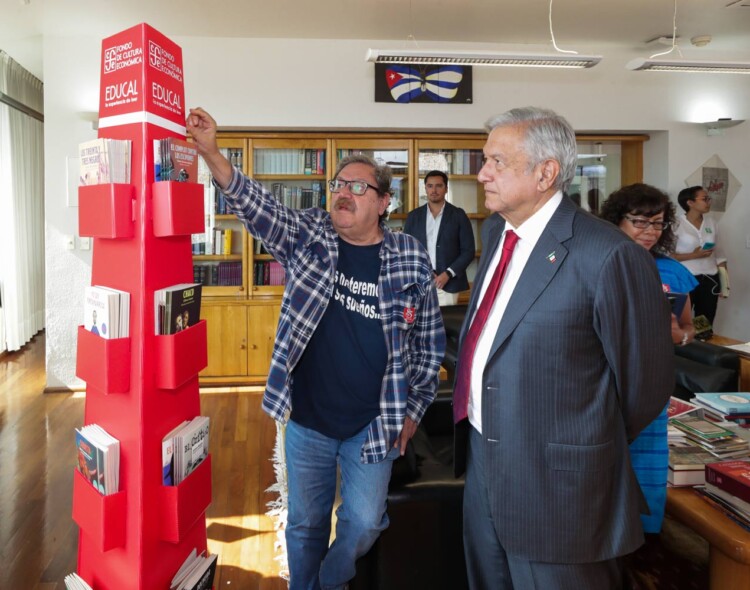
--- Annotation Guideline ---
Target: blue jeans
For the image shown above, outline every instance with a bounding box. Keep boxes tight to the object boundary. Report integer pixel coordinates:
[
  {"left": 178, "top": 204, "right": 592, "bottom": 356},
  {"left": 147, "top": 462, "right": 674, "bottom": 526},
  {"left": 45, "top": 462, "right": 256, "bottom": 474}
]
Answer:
[{"left": 285, "top": 419, "right": 398, "bottom": 590}]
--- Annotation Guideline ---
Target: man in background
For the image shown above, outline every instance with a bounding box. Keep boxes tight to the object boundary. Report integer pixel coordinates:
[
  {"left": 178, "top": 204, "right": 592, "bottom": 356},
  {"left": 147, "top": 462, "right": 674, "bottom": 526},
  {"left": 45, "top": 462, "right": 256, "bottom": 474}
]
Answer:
[
  {"left": 454, "top": 106, "right": 674, "bottom": 589},
  {"left": 187, "top": 107, "right": 445, "bottom": 590},
  {"left": 404, "top": 170, "right": 475, "bottom": 306}
]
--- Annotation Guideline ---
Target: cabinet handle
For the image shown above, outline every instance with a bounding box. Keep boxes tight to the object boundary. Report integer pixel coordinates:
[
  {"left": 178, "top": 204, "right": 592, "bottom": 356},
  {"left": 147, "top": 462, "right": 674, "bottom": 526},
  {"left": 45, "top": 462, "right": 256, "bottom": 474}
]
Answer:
[{"left": 250, "top": 344, "right": 258, "bottom": 350}]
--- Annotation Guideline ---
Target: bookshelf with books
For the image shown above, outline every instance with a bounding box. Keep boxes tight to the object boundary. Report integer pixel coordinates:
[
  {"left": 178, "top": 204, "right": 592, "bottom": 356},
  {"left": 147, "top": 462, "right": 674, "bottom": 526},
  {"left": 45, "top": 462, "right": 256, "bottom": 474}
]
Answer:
[
  {"left": 73, "top": 24, "right": 211, "bottom": 589},
  {"left": 193, "top": 138, "right": 248, "bottom": 297}
]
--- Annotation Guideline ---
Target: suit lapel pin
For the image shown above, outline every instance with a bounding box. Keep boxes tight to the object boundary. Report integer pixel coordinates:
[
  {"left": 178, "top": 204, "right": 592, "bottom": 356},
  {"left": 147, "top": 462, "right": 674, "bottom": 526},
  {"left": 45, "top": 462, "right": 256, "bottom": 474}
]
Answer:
[{"left": 547, "top": 251, "right": 557, "bottom": 263}]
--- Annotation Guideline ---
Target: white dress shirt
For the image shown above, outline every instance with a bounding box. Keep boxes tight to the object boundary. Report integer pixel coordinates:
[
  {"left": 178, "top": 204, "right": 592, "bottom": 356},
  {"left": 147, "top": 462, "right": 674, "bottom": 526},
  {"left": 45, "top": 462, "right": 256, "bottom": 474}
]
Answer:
[
  {"left": 673, "top": 212, "right": 726, "bottom": 276},
  {"left": 468, "top": 192, "right": 563, "bottom": 433},
  {"left": 425, "top": 202, "right": 445, "bottom": 271}
]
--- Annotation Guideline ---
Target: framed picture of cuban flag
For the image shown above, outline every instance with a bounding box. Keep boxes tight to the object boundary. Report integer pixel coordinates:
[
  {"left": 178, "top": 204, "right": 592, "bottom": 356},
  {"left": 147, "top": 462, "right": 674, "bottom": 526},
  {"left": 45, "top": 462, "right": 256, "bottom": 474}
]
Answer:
[{"left": 374, "top": 64, "right": 473, "bottom": 104}]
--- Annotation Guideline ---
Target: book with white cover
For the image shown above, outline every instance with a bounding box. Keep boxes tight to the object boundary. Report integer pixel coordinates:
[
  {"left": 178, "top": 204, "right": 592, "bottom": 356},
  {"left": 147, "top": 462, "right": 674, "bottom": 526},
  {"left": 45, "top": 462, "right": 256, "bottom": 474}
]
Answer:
[
  {"left": 84, "top": 286, "right": 115, "bottom": 339},
  {"left": 64, "top": 573, "right": 94, "bottom": 590},
  {"left": 163, "top": 420, "right": 189, "bottom": 486},
  {"left": 175, "top": 416, "right": 210, "bottom": 485}
]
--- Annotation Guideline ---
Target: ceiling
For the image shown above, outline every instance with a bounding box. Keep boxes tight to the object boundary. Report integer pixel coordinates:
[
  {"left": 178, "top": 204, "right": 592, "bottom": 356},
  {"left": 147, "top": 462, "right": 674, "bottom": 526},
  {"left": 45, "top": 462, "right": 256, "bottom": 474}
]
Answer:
[{"left": 2, "top": 0, "right": 750, "bottom": 78}]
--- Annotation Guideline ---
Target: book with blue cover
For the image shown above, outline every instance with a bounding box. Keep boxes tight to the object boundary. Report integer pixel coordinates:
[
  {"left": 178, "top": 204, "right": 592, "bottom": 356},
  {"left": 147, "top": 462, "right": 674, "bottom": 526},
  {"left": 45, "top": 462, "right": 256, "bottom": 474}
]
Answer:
[{"left": 694, "top": 392, "right": 750, "bottom": 415}]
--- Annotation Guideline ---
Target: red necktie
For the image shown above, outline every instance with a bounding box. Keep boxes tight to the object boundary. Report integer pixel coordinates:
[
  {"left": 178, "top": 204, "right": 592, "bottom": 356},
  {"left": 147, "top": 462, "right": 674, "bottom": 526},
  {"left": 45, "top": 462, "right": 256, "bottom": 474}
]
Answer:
[{"left": 453, "top": 230, "right": 519, "bottom": 424}]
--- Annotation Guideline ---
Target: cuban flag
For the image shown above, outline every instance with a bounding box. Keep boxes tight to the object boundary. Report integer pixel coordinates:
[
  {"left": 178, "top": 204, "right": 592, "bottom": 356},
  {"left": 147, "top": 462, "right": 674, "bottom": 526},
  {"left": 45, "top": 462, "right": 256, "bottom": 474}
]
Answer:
[{"left": 375, "top": 64, "right": 472, "bottom": 104}]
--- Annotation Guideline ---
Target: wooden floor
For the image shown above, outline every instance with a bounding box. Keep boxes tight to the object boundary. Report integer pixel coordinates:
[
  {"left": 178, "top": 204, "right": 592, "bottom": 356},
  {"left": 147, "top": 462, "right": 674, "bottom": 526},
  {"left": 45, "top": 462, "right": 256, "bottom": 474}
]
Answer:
[{"left": 0, "top": 332, "right": 287, "bottom": 589}]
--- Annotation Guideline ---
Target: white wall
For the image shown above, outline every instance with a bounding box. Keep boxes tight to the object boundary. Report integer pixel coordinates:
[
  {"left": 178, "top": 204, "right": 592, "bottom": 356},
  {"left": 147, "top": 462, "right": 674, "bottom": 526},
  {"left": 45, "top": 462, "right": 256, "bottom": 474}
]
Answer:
[{"left": 43, "top": 34, "right": 750, "bottom": 388}]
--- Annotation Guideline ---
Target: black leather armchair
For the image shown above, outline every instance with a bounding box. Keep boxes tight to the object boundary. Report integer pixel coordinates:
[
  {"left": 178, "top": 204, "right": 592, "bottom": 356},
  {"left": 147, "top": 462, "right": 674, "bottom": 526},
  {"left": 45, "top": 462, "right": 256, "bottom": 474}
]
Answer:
[{"left": 672, "top": 340, "right": 740, "bottom": 400}]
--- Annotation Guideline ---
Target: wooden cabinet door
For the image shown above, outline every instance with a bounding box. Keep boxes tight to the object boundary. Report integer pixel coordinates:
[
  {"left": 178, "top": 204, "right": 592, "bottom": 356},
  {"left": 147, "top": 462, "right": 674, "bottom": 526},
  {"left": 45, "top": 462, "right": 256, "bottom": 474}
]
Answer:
[
  {"left": 247, "top": 303, "right": 281, "bottom": 377},
  {"left": 200, "top": 304, "right": 248, "bottom": 377}
]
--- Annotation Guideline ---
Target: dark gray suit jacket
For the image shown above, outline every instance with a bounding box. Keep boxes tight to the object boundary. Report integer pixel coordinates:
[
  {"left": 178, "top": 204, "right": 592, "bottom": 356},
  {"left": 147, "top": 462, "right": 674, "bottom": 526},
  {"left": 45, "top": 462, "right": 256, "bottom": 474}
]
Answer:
[
  {"left": 403, "top": 201, "right": 475, "bottom": 293},
  {"left": 455, "top": 196, "right": 674, "bottom": 564}
]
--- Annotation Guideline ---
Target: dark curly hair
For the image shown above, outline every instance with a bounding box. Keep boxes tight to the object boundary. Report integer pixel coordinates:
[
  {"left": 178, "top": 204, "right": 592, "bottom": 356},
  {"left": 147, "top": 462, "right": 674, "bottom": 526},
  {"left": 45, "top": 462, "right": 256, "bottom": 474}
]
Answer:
[{"left": 599, "top": 183, "right": 677, "bottom": 255}]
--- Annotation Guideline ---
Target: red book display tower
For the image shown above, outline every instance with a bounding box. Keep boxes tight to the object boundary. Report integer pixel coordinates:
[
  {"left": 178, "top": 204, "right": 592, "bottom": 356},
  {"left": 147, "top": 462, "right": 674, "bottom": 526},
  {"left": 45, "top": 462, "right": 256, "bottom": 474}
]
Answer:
[{"left": 74, "top": 24, "right": 211, "bottom": 589}]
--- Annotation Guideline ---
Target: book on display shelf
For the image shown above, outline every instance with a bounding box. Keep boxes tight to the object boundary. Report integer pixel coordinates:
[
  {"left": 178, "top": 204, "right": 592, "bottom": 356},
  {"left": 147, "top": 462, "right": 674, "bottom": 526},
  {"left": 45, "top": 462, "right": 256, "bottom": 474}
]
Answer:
[
  {"left": 84, "top": 285, "right": 130, "bottom": 339},
  {"left": 162, "top": 416, "right": 209, "bottom": 486},
  {"left": 78, "top": 138, "right": 131, "bottom": 185},
  {"left": 154, "top": 283, "right": 202, "bottom": 335},
  {"left": 64, "top": 573, "right": 94, "bottom": 590},
  {"left": 154, "top": 137, "right": 199, "bottom": 183},
  {"left": 75, "top": 424, "right": 120, "bottom": 495},
  {"left": 171, "top": 548, "right": 218, "bottom": 590}
]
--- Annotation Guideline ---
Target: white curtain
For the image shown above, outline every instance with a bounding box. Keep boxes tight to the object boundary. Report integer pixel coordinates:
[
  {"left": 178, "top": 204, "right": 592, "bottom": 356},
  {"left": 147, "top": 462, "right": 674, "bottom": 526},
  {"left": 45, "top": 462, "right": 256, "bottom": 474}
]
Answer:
[{"left": 0, "top": 51, "right": 45, "bottom": 351}]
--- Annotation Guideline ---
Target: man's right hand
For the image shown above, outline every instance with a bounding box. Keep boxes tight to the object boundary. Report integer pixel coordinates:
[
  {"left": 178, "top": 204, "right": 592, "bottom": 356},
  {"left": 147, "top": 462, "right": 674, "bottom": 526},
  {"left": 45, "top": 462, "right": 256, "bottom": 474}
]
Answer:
[{"left": 186, "top": 107, "right": 233, "bottom": 189}]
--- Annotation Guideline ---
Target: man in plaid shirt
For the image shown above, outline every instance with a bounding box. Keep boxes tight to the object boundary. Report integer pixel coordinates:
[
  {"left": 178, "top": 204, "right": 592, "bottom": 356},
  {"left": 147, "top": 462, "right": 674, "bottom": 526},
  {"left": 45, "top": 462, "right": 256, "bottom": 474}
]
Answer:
[{"left": 187, "top": 108, "right": 445, "bottom": 590}]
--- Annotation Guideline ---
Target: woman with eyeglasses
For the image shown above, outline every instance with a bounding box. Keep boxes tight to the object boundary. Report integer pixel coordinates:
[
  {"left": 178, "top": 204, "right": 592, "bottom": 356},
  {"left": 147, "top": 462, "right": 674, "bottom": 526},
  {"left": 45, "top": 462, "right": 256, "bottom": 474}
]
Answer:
[
  {"left": 672, "top": 186, "right": 728, "bottom": 326},
  {"left": 600, "top": 183, "right": 698, "bottom": 535}
]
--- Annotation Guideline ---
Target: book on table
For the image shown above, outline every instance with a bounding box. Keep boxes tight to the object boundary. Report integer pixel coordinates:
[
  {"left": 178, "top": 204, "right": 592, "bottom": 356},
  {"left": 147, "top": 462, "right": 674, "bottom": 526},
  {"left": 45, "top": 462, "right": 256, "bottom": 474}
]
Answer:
[
  {"left": 669, "top": 415, "right": 735, "bottom": 440},
  {"left": 705, "top": 460, "right": 750, "bottom": 504},
  {"left": 693, "top": 392, "right": 750, "bottom": 415},
  {"left": 667, "top": 445, "right": 717, "bottom": 486},
  {"left": 697, "top": 486, "right": 750, "bottom": 531},
  {"left": 667, "top": 396, "right": 700, "bottom": 419},
  {"left": 668, "top": 467, "right": 706, "bottom": 487}
]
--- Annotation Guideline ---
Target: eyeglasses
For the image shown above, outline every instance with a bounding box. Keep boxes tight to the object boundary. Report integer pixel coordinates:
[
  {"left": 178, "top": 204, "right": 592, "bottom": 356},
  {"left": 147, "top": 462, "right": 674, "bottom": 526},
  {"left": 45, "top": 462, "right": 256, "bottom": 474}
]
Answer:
[
  {"left": 624, "top": 215, "right": 671, "bottom": 231},
  {"left": 329, "top": 178, "right": 380, "bottom": 196},
  {"left": 694, "top": 196, "right": 712, "bottom": 203}
]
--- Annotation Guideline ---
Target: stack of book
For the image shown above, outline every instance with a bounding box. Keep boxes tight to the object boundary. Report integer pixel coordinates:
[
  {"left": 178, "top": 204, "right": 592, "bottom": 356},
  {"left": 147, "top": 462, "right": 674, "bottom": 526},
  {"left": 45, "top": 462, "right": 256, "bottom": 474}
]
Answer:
[
  {"left": 84, "top": 286, "right": 130, "bottom": 339},
  {"left": 161, "top": 416, "right": 210, "bottom": 486},
  {"left": 64, "top": 573, "right": 93, "bottom": 590},
  {"left": 668, "top": 445, "right": 717, "bottom": 486},
  {"left": 170, "top": 548, "right": 218, "bottom": 590},
  {"left": 75, "top": 424, "right": 120, "bottom": 495},
  {"left": 78, "top": 138, "right": 132, "bottom": 185},
  {"left": 154, "top": 137, "right": 198, "bottom": 183},
  {"left": 669, "top": 415, "right": 750, "bottom": 460},
  {"left": 699, "top": 459, "right": 750, "bottom": 531},
  {"left": 154, "top": 283, "right": 202, "bottom": 335},
  {"left": 691, "top": 392, "right": 750, "bottom": 427}
]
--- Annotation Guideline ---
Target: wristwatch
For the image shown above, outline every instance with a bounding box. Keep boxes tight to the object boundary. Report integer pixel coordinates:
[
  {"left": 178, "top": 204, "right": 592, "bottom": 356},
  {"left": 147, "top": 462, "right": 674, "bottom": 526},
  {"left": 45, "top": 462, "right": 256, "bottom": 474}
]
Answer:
[{"left": 681, "top": 332, "right": 689, "bottom": 346}]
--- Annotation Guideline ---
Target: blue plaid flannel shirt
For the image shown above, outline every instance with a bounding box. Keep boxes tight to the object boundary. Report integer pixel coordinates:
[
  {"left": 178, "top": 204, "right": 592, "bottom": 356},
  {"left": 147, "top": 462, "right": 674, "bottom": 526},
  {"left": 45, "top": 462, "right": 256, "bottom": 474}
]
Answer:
[{"left": 219, "top": 168, "right": 446, "bottom": 463}]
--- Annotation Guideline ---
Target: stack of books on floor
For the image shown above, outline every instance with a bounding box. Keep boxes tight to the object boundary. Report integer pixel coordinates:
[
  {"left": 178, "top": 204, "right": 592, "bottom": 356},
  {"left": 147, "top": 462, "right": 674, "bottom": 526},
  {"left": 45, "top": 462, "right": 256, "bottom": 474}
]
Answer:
[{"left": 697, "top": 459, "right": 750, "bottom": 532}]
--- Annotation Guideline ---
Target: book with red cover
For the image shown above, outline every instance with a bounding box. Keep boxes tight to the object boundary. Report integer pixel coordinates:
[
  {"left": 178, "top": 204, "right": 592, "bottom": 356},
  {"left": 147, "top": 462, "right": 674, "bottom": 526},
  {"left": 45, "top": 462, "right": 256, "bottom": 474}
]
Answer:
[{"left": 705, "top": 460, "right": 750, "bottom": 504}]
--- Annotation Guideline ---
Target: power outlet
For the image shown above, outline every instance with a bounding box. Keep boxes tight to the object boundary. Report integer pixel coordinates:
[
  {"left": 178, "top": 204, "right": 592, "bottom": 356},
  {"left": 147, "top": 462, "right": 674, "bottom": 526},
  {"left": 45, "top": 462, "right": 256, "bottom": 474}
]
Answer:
[
  {"left": 79, "top": 237, "right": 91, "bottom": 250},
  {"left": 64, "top": 235, "right": 75, "bottom": 250}
]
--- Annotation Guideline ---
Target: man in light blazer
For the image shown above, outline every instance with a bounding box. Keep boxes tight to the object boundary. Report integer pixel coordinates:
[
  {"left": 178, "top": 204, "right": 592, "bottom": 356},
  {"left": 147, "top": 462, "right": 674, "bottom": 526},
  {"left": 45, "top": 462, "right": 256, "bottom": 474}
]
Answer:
[
  {"left": 454, "top": 107, "right": 674, "bottom": 589},
  {"left": 404, "top": 170, "right": 475, "bottom": 305}
]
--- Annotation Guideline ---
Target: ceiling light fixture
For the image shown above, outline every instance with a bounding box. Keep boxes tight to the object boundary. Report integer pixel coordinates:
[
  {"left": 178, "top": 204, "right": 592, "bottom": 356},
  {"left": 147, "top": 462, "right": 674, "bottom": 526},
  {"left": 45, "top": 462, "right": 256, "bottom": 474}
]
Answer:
[
  {"left": 365, "top": 49, "right": 601, "bottom": 68},
  {"left": 627, "top": 58, "right": 750, "bottom": 73},
  {"left": 367, "top": 0, "right": 601, "bottom": 70}
]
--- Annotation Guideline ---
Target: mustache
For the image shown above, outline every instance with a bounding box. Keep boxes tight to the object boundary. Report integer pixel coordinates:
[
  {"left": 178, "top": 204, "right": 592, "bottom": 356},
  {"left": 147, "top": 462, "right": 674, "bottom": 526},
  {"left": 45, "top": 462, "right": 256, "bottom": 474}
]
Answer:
[{"left": 334, "top": 199, "right": 355, "bottom": 211}]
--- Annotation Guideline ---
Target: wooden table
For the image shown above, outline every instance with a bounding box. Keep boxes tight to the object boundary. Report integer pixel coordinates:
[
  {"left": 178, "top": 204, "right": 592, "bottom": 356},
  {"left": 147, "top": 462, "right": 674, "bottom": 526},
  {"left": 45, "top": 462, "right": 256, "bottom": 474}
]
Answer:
[
  {"left": 709, "top": 335, "right": 750, "bottom": 391},
  {"left": 666, "top": 487, "right": 750, "bottom": 590}
]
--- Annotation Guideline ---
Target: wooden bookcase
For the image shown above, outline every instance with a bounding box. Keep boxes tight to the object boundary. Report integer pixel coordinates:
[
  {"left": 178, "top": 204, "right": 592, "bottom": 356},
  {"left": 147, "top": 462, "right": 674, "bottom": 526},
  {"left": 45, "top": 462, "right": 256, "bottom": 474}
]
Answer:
[{"left": 196, "top": 131, "right": 647, "bottom": 385}]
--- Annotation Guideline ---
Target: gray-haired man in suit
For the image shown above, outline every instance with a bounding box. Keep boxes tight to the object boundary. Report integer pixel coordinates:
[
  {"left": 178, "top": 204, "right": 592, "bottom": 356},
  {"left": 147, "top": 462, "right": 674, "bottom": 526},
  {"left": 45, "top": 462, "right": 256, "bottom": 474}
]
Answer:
[{"left": 453, "top": 107, "right": 674, "bottom": 589}]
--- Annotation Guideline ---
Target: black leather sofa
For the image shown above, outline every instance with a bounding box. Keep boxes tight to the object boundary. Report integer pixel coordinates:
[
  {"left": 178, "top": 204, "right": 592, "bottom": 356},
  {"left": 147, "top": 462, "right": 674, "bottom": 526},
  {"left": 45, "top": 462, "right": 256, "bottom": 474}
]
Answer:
[{"left": 352, "top": 305, "right": 739, "bottom": 589}]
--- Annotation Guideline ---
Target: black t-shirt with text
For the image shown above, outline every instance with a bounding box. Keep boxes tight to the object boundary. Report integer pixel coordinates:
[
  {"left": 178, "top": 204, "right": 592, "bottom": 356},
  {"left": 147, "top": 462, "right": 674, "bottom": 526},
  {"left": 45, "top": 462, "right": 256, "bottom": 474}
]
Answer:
[{"left": 291, "top": 238, "right": 387, "bottom": 439}]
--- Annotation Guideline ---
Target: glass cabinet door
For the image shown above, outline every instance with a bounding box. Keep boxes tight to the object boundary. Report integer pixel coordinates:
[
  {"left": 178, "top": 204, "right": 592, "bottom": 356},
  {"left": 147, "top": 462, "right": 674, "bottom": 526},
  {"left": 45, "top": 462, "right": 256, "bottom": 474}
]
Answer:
[{"left": 193, "top": 138, "right": 248, "bottom": 297}]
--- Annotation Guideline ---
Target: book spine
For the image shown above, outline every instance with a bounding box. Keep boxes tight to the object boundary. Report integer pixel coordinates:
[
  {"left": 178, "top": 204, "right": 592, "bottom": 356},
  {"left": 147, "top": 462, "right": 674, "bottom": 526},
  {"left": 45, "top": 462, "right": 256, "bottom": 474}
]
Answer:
[{"left": 705, "top": 464, "right": 750, "bottom": 504}]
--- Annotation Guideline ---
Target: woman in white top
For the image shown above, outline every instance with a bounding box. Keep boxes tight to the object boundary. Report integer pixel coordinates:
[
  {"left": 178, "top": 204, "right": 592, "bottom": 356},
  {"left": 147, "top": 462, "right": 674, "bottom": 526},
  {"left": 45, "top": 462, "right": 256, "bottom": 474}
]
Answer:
[{"left": 672, "top": 186, "right": 728, "bottom": 325}]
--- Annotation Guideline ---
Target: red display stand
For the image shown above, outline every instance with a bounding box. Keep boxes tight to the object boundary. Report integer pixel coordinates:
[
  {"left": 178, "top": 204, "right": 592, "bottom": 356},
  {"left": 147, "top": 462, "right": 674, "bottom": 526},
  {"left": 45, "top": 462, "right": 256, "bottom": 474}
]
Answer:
[{"left": 73, "top": 24, "right": 211, "bottom": 590}]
